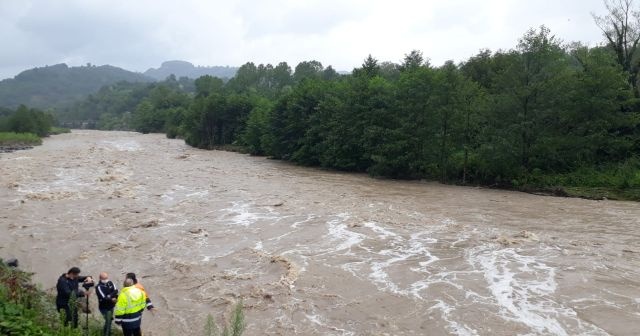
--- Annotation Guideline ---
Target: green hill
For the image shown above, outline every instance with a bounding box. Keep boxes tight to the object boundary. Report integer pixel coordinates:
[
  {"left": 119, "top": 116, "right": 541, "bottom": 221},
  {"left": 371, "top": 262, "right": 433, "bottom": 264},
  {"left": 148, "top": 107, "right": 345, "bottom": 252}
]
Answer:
[
  {"left": 0, "top": 64, "right": 154, "bottom": 110},
  {"left": 144, "top": 60, "right": 238, "bottom": 80}
]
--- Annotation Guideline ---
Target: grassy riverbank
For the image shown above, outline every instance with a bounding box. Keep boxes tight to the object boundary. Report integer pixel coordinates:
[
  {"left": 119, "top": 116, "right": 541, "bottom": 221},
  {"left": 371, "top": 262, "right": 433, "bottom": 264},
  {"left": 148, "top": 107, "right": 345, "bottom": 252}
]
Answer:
[
  {"left": 515, "top": 158, "right": 640, "bottom": 201},
  {"left": 0, "top": 104, "right": 69, "bottom": 150},
  {"left": 0, "top": 128, "right": 69, "bottom": 150},
  {"left": 0, "top": 132, "right": 42, "bottom": 146},
  {"left": 0, "top": 261, "right": 246, "bottom": 336},
  {"left": 0, "top": 262, "right": 116, "bottom": 336}
]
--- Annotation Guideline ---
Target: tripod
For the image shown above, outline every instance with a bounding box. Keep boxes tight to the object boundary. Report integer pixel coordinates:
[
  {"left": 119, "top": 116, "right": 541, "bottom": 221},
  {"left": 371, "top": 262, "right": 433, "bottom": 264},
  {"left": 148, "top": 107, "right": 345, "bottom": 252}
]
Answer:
[
  {"left": 83, "top": 293, "right": 90, "bottom": 336},
  {"left": 80, "top": 285, "right": 96, "bottom": 336}
]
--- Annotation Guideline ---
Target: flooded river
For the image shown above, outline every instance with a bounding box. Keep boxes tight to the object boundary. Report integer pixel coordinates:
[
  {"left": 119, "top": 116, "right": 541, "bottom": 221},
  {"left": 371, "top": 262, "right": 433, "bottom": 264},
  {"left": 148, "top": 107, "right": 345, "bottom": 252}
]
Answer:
[{"left": 1, "top": 131, "right": 639, "bottom": 335}]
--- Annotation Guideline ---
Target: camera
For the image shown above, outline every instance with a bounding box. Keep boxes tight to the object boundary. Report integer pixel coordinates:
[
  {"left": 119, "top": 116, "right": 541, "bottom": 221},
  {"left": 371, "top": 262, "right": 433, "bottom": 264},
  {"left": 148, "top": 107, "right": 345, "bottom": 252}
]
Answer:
[{"left": 82, "top": 279, "right": 95, "bottom": 290}]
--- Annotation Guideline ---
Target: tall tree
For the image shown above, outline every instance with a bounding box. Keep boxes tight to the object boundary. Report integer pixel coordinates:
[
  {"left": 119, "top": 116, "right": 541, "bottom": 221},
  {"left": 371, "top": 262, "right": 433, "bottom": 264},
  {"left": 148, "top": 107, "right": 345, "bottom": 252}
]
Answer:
[
  {"left": 354, "top": 55, "right": 381, "bottom": 78},
  {"left": 593, "top": 0, "right": 640, "bottom": 94},
  {"left": 272, "top": 62, "right": 293, "bottom": 89},
  {"left": 484, "top": 27, "right": 568, "bottom": 179},
  {"left": 400, "top": 50, "right": 426, "bottom": 72},
  {"left": 293, "top": 61, "right": 324, "bottom": 82}
]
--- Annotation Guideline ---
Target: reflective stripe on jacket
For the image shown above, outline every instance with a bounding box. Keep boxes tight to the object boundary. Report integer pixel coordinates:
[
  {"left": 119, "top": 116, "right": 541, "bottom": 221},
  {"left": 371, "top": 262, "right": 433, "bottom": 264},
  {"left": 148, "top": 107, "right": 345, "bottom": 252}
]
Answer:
[{"left": 114, "top": 286, "right": 147, "bottom": 328}]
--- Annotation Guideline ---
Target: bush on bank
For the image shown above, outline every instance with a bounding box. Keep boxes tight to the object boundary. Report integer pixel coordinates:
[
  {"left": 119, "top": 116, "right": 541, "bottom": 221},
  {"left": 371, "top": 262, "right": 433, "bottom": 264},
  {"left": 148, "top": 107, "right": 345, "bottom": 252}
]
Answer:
[
  {"left": 0, "top": 262, "right": 245, "bottom": 336},
  {"left": 0, "top": 105, "right": 72, "bottom": 149},
  {"left": 0, "top": 262, "right": 108, "bottom": 336}
]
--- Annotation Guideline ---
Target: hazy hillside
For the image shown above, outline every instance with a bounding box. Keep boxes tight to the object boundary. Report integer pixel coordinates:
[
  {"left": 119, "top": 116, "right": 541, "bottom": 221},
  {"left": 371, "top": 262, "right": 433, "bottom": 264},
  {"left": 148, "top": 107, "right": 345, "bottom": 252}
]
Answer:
[
  {"left": 0, "top": 64, "right": 153, "bottom": 110},
  {"left": 144, "top": 60, "right": 238, "bottom": 80}
]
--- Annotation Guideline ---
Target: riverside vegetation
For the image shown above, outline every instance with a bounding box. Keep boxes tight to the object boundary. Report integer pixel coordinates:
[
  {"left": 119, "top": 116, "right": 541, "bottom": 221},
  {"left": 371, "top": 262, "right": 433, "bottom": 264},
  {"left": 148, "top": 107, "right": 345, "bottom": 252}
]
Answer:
[
  {"left": 55, "top": 26, "right": 640, "bottom": 200},
  {"left": 5, "top": 5, "right": 640, "bottom": 200},
  {"left": 0, "top": 261, "right": 118, "bottom": 336},
  {"left": 0, "top": 105, "right": 70, "bottom": 149},
  {"left": 0, "top": 262, "right": 245, "bottom": 336}
]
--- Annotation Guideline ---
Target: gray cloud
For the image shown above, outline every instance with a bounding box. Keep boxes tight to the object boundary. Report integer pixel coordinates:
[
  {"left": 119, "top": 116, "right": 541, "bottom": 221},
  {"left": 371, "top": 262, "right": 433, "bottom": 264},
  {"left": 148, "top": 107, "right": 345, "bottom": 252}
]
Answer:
[{"left": 0, "top": 0, "right": 610, "bottom": 79}]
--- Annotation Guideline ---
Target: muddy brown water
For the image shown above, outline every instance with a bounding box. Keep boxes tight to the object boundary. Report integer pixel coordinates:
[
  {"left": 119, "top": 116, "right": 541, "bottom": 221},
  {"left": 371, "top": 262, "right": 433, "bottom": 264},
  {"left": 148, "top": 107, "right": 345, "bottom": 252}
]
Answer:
[{"left": 1, "top": 131, "right": 639, "bottom": 336}]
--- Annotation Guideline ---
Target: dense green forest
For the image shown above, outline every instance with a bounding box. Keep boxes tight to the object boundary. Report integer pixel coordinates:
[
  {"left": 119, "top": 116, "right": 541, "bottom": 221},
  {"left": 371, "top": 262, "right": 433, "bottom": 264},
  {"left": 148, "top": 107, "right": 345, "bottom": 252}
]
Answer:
[
  {"left": 57, "top": 25, "right": 640, "bottom": 200},
  {"left": 57, "top": 75, "right": 195, "bottom": 129},
  {"left": 0, "top": 63, "right": 153, "bottom": 110}
]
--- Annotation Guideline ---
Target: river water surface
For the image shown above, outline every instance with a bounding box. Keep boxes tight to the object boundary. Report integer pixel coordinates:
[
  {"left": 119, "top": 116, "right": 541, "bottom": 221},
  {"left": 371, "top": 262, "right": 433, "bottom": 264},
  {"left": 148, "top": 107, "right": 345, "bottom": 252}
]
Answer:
[{"left": 1, "top": 131, "right": 639, "bottom": 335}]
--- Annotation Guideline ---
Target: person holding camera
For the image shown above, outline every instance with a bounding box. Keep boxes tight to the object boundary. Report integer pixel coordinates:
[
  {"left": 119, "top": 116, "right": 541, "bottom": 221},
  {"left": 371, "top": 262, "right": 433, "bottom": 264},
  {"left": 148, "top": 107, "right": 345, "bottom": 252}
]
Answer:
[
  {"left": 55, "top": 267, "right": 94, "bottom": 327},
  {"left": 96, "top": 272, "right": 118, "bottom": 336}
]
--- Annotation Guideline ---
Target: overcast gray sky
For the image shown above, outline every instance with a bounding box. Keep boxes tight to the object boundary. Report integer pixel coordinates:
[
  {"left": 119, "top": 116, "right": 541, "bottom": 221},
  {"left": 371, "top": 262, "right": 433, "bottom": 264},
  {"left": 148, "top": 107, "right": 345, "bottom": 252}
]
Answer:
[{"left": 0, "top": 0, "right": 608, "bottom": 79}]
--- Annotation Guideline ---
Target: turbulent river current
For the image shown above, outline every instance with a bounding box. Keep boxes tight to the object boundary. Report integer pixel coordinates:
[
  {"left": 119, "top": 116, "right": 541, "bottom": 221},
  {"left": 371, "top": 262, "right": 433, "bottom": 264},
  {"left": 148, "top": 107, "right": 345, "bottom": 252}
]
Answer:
[{"left": 1, "top": 131, "right": 639, "bottom": 335}]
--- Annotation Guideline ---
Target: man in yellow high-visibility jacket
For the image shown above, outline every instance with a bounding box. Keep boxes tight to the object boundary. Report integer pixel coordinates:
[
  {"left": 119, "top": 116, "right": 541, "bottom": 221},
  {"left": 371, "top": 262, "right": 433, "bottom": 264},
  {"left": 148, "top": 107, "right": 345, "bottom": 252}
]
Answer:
[{"left": 114, "top": 278, "right": 147, "bottom": 336}]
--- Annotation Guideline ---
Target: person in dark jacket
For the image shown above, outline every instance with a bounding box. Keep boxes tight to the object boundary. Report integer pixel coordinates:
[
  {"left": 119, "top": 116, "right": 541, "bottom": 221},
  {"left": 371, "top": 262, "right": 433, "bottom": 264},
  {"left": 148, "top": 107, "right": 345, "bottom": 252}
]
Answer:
[
  {"left": 96, "top": 272, "right": 118, "bottom": 336},
  {"left": 55, "top": 267, "right": 93, "bottom": 327}
]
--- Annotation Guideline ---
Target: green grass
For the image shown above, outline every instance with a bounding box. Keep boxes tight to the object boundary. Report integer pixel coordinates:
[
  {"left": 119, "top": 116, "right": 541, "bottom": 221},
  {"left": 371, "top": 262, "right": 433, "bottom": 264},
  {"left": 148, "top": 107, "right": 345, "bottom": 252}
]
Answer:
[
  {"left": 560, "top": 186, "right": 640, "bottom": 201},
  {"left": 517, "top": 156, "right": 640, "bottom": 201},
  {"left": 49, "top": 127, "right": 71, "bottom": 135},
  {"left": 0, "top": 132, "right": 42, "bottom": 146}
]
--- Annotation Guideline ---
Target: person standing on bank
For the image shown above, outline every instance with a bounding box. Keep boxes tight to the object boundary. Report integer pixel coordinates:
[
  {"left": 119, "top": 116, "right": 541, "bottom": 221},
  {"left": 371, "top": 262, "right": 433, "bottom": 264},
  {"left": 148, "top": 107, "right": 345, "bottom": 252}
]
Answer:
[
  {"left": 55, "top": 267, "right": 94, "bottom": 327},
  {"left": 114, "top": 278, "right": 147, "bottom": 336},
  {"left": 125, "top": 272, "right": 156, "bottom": 314},
  {"left": 96, "top": 272, "right": 118, "bottom": 336}
]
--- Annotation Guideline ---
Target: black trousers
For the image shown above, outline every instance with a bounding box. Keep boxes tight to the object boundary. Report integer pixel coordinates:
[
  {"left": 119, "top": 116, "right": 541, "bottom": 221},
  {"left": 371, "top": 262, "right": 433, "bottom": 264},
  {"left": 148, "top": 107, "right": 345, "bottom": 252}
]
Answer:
[{"left": 122, "top": 327, "right": 142, "bottom": 336}]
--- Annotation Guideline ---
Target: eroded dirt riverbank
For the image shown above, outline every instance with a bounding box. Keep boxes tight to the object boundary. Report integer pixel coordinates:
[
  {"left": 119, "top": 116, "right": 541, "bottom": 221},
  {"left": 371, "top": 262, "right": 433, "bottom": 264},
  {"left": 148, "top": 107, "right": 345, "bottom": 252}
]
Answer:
[{"left": 1, "top": 131, "right": 639, "bottom": 335}]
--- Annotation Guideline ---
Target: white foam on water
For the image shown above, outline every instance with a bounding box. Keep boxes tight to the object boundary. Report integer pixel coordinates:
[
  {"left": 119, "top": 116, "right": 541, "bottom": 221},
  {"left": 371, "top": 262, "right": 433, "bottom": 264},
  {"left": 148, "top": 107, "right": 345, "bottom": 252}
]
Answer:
[
  {"left": 17, "top": 168, "right": 90, "bottom": 194},
  {"left": 17, "top": 184, "right": 52, "bottom": 194},
  {"left": 101, "top": 140, "right": 141, "bottom": 151},
  {"left": 466, "top": 245, "right": 608, "bottom": 336},
  {"left": 201, "top": 249, "right": 235, "bottom": 262},
  {"left": 429, "top": 300, "right": 479, "bottom": 336},
  {"left": 469, "top": 246, "right": 565, "bottom": 335},
  {"left": 254, "top": 241, "right": 263, "bottom": 250},
  {"left": 326, "top": 213, "right": 365, "bottom": 252},
  {"left": 160, "top": 185, "right": 210, "bottom": 205},
  {"left": 218, "top": 201, "right": 282, "bottom": 227},
  {"left": 53, "top": 168, "right": 92, "bottom": 187},
  {"left": 186, "top": 190, "right": 209, "bottom": 198},
  {"left": 291, "top": 214, "right": 316, "bottom": 229},
  {"left": 335, "top": 219, "right": 446, "bottom": 300},
  {"left": 304, "top": 313, "right": 355, "bottom": 336},
  {"left": 363, "top": 221, "right": 398, "bottom": 239},
  {"left": 221, "top": 201, "right": 258, "bottom": 226},
  {"left": 366, "top": 229, "right": 440, "bottom": 299},
  {"left": 161, "top": 192, "right": 175, "bottom": 203},
  {"left": 305, "top": 314, "right": 323, "bottom": 326}
]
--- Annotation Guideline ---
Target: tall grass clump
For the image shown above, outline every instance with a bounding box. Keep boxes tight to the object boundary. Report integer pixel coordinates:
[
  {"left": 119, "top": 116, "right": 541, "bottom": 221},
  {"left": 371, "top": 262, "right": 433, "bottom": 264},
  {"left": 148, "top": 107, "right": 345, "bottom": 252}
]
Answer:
[{"left": 203, "top": 300, "right": 246, "bottom": 336}]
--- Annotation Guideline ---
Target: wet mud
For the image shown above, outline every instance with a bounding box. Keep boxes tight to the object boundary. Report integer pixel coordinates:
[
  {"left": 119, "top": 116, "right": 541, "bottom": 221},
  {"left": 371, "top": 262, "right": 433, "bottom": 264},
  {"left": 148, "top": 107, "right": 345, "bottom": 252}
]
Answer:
[{"left": 1, "top": 131, "right": 639, "bottom": 335}]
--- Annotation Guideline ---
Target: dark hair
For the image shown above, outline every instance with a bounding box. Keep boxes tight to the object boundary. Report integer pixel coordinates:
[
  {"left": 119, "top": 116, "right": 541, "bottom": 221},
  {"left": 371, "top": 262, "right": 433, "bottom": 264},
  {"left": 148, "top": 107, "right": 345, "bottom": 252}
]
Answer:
[
  {"left": 68, "top": 267, "right": 81, "bottom": 275},
  {"left": 125, "top": 272, "right": 138, "bottom": 284}
]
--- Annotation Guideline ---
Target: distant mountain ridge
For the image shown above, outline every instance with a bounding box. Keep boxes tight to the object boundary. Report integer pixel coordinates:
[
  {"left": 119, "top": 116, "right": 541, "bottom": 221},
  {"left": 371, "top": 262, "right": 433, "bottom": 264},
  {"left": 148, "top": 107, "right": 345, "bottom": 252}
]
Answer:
[
  {"left": 0, "top": 63, "right": 153, "bottom": 110},
  {"left": 144, "top": 60, "right": 238, "bottom": 80}
]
